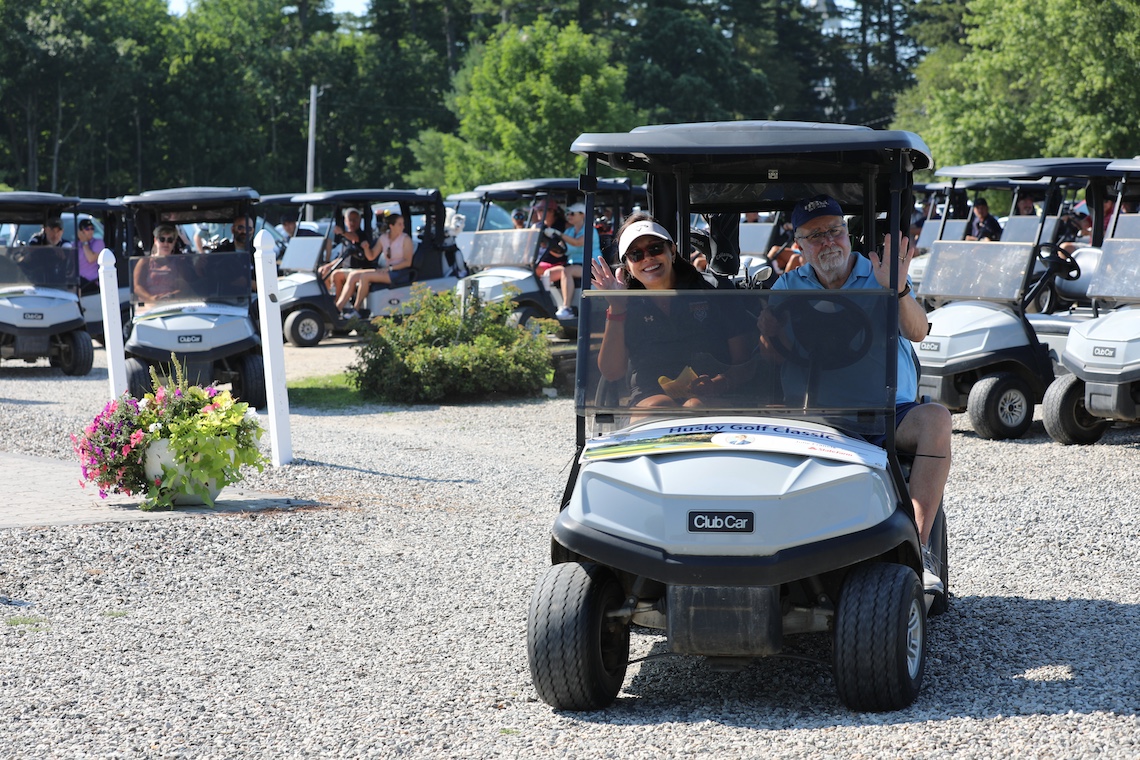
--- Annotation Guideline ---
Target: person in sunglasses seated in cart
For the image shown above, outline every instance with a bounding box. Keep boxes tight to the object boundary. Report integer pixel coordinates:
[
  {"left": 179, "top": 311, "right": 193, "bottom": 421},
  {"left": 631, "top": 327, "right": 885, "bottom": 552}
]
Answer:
[
  {"left": 590, "top": 213, "right": 752, "bottom": 411},
  {"left": 760, "top": 195, "right": 951, "bottom": 595}
]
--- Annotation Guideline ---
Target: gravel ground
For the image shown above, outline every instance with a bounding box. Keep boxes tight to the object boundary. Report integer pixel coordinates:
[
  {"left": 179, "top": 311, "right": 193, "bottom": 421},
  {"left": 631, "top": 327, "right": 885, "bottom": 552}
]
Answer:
[{"left": 1, "top": 349, "right": 1138, "bottom": 759}]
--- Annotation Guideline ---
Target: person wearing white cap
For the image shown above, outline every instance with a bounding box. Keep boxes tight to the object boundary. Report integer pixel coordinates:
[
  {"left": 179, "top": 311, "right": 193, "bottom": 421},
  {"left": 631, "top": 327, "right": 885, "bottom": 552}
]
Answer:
[
  {"left": 545, "top": 201, "right": 599, "bottom": 319},
  {"left": 590, "top": 212, "right": 751, "bottom": 410},
  {"left": 318, "top": 206, "right": 375, "bottom": 306}
]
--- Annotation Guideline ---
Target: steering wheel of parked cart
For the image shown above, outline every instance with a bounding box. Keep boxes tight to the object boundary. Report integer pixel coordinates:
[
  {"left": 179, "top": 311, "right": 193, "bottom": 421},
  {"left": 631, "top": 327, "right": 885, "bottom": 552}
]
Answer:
[
  {"left": 768, "top": 293, "right": 874, "bottom": 371},
  {"left": 1036, "top": 242, "right": 1081, "bottom": 281}
]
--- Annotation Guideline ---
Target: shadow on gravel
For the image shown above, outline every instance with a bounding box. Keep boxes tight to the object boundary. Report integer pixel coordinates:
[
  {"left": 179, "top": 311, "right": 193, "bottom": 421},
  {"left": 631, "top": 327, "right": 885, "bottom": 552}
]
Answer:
[
  {"left": 283, "top": 457, "right": 478, "bottom": 485},
  {"left": 570, "top": 595, "right": 1138, "bottom": 728}
]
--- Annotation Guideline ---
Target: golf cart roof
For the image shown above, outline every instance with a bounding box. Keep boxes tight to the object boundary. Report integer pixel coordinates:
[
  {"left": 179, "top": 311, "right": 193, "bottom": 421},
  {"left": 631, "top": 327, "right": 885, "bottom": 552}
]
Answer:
[
  {"left": 572, "top": 121, "right": 932, "bottom": 173},
  {"left": 291, "top": 188, "right": 443, "bottom": 206},
  {"left": 1106, "top": 158, "right": 1140, "bottom": 174},
  {"left": 121, "top": 187, "right": 259, "bottom": 207},
  {"left": 74, "top": 197, "right": 124, "bottom": 214},
  {"left": 258, "top": 192, "right": 306, "bottom": 206},
  {"left": 473, "top": 177, "right": 640, "bottom": 197},
  {"left": 0, "top": 192, "right": 81, "bottom": 222},
  {"left": 937, "top": 158, "right": 1121, "bottom": 181}
]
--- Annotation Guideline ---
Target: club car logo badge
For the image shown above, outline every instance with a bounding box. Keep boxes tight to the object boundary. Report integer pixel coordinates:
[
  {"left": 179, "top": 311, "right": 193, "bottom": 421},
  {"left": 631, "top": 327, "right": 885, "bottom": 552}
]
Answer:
[
  {"left": 688, "top": 511, "right": 754, "bottom": 533},
  {"left": 919, "top": 340, "right": 940, "bottom": 352},
  {"left": 1092, "top": 346, "right": 1116, "bottom": 358},
  {"left": 177, "top": 334, "right": 203, "bottom": 344},
  {"left": 22, "top": 312, "right": 44, "bottom": 320}
]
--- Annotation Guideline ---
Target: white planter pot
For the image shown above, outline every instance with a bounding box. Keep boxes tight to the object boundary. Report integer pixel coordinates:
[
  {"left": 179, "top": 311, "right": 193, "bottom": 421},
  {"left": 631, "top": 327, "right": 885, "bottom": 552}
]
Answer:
[{"left": 143, "top": 438, "right": 222, "bottom": 506}]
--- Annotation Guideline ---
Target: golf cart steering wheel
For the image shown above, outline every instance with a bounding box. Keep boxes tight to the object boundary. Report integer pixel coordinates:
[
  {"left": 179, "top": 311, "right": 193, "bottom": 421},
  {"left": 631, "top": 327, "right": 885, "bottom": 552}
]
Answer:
[
  {"left": 1037, "top": 242, "right": 1081, "bottom": 281},
  {"left": 768, "top": 293, "right": 874, "bottom": 370}
]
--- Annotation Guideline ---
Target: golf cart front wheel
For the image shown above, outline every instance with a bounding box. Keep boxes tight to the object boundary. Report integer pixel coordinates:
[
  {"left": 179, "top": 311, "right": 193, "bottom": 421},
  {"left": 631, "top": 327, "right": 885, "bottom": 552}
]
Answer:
[
  {"left": 834, "top": 563, "right": 926, "bottom": 712},
  {"left": 125, "top": 358, "right": 152, "bottom": 398},
  {"left": 1043, "top": 373, "right": 1109, "bottom": 445},
  {"left": 233, "top": 354, "right": 267, "bottom": 409},
  {"left": 967, "top": 372, "right": 1033, "bottom": 440},
  {"left": 527, "top": 562, "right": 630, "bottom": 711},
  {"left": 283, "top": 308, "right": 325, "bottom": 347},
  {"left": 58, "top": 330, "right": 94, "bottom": 376}
]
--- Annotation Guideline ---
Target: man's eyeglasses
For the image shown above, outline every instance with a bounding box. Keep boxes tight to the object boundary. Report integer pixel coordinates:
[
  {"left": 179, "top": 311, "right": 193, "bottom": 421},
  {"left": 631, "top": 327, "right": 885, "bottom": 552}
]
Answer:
[
  {"left": 157, "top": 236, "right": 176, "bottom": 244},
  {"left": 624, "top": 242, "right": 668, "bottom": 263},
  {"left": 796, "top": 224, "right": 848, "bottom": 245}
]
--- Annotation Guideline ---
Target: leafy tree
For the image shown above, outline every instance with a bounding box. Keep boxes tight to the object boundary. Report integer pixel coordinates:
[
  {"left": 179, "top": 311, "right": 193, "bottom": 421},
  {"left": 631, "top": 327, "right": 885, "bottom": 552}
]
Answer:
[
  {"left": 407, "top": 19, "right": 635, "bottom": 194},
  {"left": 910, "top": 0, "right": 1140, "bottom": 166}
]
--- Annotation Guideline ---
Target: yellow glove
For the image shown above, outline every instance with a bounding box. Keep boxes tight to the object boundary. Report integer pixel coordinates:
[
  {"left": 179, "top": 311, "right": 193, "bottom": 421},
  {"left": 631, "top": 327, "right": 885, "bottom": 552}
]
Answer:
[{"left": 658, "top": 366, "right": 698, "bottom": 400}]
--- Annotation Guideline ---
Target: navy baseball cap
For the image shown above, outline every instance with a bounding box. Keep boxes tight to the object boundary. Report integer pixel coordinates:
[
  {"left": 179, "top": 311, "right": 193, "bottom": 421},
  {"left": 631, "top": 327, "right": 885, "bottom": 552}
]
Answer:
[{"left": 791, "top": 195, "right": 844, "bottom": 230}]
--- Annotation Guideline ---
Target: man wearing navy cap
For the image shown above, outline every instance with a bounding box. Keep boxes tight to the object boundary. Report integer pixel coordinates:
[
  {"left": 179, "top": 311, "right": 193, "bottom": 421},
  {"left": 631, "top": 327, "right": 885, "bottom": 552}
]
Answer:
[{"left": 770, "top": 194, "right": 951, "bottom": 595}]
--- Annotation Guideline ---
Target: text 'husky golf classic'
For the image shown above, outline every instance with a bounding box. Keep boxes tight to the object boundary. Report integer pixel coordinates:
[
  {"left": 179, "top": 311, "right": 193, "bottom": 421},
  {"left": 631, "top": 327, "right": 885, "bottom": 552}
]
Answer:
[{"left": 526, "top": 122, "right": 949, "bottom": 713}]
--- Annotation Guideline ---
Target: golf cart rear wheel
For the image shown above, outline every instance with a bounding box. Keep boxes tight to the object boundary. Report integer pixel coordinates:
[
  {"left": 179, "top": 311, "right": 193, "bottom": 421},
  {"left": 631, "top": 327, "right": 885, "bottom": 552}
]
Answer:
[
  {"left": 527, "top": 562, "right": 629, "bottom": 711},
  {"left": 284, "top": 308, "right": 325, "bottom": 347},
  {"left": 509, "top": 305, "right": 543, "bottom": 332},
  {"left": 834, "top": 563, "right": 926, "bottom": 712},
  {"left": 125, "top": 358, "right": 152, "bottom": 398},
  {"left": 58, "top": 330, "right": 94, "bottom": 376},
  {"left": 967, "top": 372, "right": 1033, "bottom": 440},
  {"left": 233, "top": 354, "right": 266, "bottom": 409},
  {"left": 1043, "top": 373, "right": 1109, "bottom": 445}
]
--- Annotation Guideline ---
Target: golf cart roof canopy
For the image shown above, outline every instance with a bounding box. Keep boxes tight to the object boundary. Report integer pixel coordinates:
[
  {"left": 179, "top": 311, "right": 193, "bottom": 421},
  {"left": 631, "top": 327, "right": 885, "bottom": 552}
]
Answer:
[
  {"left": 473, "top": 177, "right": 640, "bottom": 196},
  {"left": 74, "top": 197, "right": 124, "bottom": 214},
  {"left": 573, "top": 121, "right": 932, "bottom": 173},
  {"left": 121, "top": 187, "right": 260, "bottom": 207},
  {"left": 258, "top": 192, "right": 306, "bottom": 206},
  {"left": 0, "top": 192, "right": 81, "bottom": 222},
  {"left": 1106, "top": 158, "right": 1140, "bottom": 174},
  {"left": 290, "top": 188, "right": 443, "bottom": 206},
  {"left": 937, "top": 158, "right": 1121, "bottom": 181}
]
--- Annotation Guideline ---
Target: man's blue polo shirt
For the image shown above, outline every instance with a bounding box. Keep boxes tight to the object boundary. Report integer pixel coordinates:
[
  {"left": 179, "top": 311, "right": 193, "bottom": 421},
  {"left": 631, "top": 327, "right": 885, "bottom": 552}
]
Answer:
[{"left": 773, "top": 254, "right": 917, "bottom": 404}]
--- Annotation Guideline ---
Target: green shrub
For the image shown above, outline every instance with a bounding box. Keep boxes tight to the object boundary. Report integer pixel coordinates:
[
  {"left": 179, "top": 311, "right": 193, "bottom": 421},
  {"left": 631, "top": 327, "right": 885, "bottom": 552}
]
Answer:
[{"left": 349, "top": 284, "right": 556, "bottom": 403}]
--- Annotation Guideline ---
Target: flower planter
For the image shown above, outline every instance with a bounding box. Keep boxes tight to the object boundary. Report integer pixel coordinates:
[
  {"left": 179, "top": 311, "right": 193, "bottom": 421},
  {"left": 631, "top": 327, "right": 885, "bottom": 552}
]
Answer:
[{"left": 143, "top": 438, "right": 222, "bottom": 506}]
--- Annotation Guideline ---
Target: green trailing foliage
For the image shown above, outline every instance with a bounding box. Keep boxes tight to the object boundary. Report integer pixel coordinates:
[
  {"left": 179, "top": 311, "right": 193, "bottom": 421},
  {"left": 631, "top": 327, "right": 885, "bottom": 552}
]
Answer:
[{"left": 349, "top": 284, "right": 556, "bottom": 404}]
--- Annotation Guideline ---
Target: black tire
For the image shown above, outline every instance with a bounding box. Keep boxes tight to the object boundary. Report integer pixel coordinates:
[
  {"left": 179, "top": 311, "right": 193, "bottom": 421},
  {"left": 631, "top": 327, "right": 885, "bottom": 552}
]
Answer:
[
  {"left": 527, "top": 562, "right": 629, "bottom": 711},
  {"left": 1043, "top": 373, "right": 1109, "bottom": 445},
  {"left": 233, "top": 353, "right": 267, "bottom": 409},
  {"left": 834, "top": 563, "right": 926, "bottom": 712},
  {"left": 283, "top": 308, "right": 325, "bottom": 347},
  {"left": 58, "top": 330, "right": 94, "bottom": 376},
  {"left": 967, "top": 372, "right": 1034, "bottom": 440},
  {"left": 927, "top": 507, "right": 950, "bottom": 617},
  {"left": 125, "top": 357, "right": 152, "bottom": 398},
  {"left": 509, "top": 305, "right": 543, "bottom": 332}
]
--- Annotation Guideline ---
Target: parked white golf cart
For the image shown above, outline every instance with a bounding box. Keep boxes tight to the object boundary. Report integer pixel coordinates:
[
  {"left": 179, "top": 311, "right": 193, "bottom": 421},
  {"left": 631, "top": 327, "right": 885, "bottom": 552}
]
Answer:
[
  {"left": 456, "top": 177, "right": 644, "bottom": 332},
  {"left": 120, "top": 186, "right": 266, "bottom": 408},
  {"left": 914, "top": 158, "right": 1121, "bottom": 439},
  {"left": 526, "top": 121, "right": 947, "bottom": 713},
  {"left": 1042, "top": 157, "right": 1140, "bottom": 444},
  {"left": 0, "top": 192, "right": 94, "bottom": 375},
  {"left": 276, "top": 188, "right": 465, "bottom": 346}
]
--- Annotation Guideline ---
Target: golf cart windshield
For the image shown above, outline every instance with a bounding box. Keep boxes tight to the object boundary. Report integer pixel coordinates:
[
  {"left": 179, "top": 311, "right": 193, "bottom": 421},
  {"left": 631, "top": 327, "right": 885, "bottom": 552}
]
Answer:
[
  {"left": 129, "top": 252, "right": 251, "bottom": 308},
  {"left": 1088, "top": 239, "right": 1140, "bottom": 302},
  {"left": 579, "top": 288, "right": 896, "bottom": 438},
  {"left": 0, "top": 245, "right": 78, "bottom": 293},
  {"left": 917, "top": 241, "right": 1030, "bottom": 302}
]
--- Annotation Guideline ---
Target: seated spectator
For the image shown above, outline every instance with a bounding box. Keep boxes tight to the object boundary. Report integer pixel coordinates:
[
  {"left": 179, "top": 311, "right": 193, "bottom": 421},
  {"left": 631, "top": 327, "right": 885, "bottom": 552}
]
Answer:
[
  {"left": 545, "top": 202, "right": 597, "bottom": 319},
  {"left": 133, "top": 224, "right": 185, "bottom": 303},
  {"left": 75, "top": 219, "right": 104, "bottom": 293},
  {"left": 512, "top": 208, "right": 527, "bottom": 229},
  {"left": 1013, "top": 195, "right": 1038, "bottom": 216},
  {"left": 211, "top": 216, "right": 253, "bottom": 253},
  {"left": 29, "top": 217, "right": 70, "bottom": 248},
  {"left": 591, "top": 213, "right": 751, "bottom": 411},
  {"left": 318, "top": 207, "right": 374, "bottom": 299},
  {"left": 335, "top": 212, "right": 413, "bottom": 320},
  {"left": 964, "top": 198, "right": 1002, "bottom": 241}
]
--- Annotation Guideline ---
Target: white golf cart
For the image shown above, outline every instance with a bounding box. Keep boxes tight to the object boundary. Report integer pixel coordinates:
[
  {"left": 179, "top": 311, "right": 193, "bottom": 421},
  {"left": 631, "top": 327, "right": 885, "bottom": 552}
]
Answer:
[
  {"left": 526, "top": 121, "right": 947, "bottom": 713},
  {"left": 0, "top": 192, "right": 94, "bottom": 375}
]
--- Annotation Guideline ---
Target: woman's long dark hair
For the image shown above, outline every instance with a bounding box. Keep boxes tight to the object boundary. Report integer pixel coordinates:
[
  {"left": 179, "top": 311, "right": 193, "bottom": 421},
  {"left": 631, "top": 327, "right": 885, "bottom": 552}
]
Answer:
[{"left": 615, "top": 211, "right": 701, "bottom": 290}]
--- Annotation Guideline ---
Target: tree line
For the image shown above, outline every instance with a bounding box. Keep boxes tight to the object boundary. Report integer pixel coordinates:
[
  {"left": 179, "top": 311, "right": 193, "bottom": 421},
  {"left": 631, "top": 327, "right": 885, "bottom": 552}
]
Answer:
[{"left": 3, "top": 0, "right": 1137, "bottom": 200}]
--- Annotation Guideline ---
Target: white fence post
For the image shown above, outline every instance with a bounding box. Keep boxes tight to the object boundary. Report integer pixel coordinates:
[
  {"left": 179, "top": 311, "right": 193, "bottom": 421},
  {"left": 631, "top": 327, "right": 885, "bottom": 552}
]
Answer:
[
  {"left": 253, "top": 230, "right": 292, "bottom": 466},
  {"left": 98, "top": 249, "right": 127, "bottom": 399}
]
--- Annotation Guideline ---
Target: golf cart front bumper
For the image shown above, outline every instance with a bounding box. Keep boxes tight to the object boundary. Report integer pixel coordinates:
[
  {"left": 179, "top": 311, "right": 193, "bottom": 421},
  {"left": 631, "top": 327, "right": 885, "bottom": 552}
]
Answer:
[{"left": 553, "top": 507, "right": 916, "bottom": 587}]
